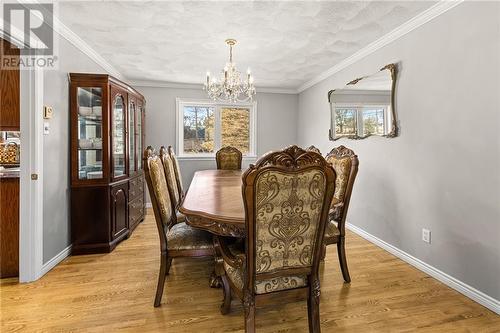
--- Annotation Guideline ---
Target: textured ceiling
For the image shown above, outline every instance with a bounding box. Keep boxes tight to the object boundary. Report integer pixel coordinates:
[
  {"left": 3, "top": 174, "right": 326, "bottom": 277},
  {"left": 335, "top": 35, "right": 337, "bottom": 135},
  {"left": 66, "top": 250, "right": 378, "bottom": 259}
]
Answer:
[{"left": 58, "top": 1, "right": 435, "bottom": 89}]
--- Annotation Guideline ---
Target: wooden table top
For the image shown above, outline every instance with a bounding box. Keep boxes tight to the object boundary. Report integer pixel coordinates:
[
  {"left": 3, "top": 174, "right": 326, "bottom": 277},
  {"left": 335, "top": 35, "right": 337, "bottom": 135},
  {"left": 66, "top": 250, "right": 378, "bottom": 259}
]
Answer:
[{"left": 179, "top": 169, "right": 246, "bottom": 237}]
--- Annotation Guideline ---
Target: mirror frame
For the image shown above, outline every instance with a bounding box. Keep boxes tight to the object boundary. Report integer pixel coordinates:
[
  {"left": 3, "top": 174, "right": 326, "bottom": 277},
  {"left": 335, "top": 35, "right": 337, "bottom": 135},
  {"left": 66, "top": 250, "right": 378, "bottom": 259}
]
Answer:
[{"left": 328, "top": 63, "right": 398, "bottom": 141}]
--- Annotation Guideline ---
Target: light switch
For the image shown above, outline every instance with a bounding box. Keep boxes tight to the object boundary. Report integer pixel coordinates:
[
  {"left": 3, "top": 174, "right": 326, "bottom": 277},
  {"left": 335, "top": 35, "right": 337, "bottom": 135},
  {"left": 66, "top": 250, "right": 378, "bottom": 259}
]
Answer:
[
  {"left": 44, "top": 106, "right": 54, "bottom": 119},
  {"left": 43, "top": 122, "right": 50, "bottom": 135}
]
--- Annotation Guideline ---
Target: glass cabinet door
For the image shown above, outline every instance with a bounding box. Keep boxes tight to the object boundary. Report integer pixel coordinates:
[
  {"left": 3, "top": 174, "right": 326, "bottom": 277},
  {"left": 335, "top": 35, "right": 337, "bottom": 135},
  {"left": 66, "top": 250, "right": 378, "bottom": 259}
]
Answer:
[
  {"left": 112, "top": 95, "right": 126, "bottom": 179},
  {"left": 77, "top": 87, "right": 103, "bottom": 180},
  {"left": 137, "top": 105, "right": 143, "bottom": 170},
  {"left": 128, "top": 101, "right": 136, "bottom": 173}
]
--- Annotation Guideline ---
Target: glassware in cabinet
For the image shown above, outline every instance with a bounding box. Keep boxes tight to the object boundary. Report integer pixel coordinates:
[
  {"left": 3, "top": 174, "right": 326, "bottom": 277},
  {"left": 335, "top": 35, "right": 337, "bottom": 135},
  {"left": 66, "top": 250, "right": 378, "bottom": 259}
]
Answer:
[{"left": 77, "top": 87, "right": 103, "bottom": 180}]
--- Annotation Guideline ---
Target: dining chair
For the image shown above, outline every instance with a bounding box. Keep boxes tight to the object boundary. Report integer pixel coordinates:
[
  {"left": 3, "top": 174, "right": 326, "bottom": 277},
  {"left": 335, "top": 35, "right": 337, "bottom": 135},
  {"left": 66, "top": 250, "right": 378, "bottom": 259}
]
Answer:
[
  {"left": 306, "top": 145, "right": 321, "bottom": 155},
  {"left": 215, "top": 145, "right": 336, "bottom": 332},
  {"left": 215, "top": 146, "right": 243, "bottom": 170},
  {"left": 323, "top": 145, "right": 359, "bottom": 283},
  {"left": 167, "top": 146, "right": 184, "bottom": 198},
  {"left": 160, "top": 146, "right": 185, "bottom": 224},
  {"left": 144, "top": 146, "right": 214, "bottom": 307}
]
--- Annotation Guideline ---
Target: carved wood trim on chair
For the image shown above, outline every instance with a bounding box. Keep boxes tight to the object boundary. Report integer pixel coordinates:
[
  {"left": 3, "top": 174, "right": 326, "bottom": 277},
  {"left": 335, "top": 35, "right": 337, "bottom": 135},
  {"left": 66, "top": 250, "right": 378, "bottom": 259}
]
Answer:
[
  {"left": 323, "top": 145, "right": 359, "bottom": 283},
  {"left": 306, "top": 145, "right": 321, "bottom": 155},
  {"left": 143, "top": 146, "right": 213, "bottom": 308},
  {"left": 168, "top": 146, "right": 184, "bottom": 198},
  {"left": 217, "top": 145, "right": 336, "bottom": 332},
  {"left": 216, "top": 146, "right": 243, "bottom": 170}
]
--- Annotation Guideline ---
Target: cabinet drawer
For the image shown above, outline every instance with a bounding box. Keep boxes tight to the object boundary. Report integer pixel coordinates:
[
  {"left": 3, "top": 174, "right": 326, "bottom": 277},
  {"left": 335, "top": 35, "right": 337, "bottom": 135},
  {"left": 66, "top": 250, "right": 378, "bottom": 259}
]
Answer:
[
  {"left": 129, "top": 195, "right": 144, "bottom": 224},
  {"left": 129, "top": 175, "right": 144, "bottom": 201}
]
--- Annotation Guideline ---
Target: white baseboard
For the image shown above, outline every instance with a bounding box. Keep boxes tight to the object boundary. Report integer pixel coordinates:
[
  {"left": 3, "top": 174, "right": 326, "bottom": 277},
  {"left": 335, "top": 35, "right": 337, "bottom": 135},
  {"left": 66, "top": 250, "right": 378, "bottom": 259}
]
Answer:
[
  {"left": 41, "top": 244, "right": 72, "bottom": 277},
  {"left": 346, "top": 223, "right": 500, "bottom": 315}
]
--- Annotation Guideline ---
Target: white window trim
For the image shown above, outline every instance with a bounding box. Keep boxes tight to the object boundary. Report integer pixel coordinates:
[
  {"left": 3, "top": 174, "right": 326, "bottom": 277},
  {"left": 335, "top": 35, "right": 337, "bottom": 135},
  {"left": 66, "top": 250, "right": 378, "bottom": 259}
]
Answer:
[
  {"left": 175, "top": 98, "right": 257, "bottom": 159},
  {"left": 332, "top": 103, "right": 389, "bottom": 138}
]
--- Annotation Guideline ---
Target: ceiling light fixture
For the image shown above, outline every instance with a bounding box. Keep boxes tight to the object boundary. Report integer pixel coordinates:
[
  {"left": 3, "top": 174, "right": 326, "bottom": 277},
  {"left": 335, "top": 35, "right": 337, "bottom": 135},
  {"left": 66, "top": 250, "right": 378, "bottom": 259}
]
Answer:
[{"left": 204, "top": 39, "right": 256, "bottom": 103}]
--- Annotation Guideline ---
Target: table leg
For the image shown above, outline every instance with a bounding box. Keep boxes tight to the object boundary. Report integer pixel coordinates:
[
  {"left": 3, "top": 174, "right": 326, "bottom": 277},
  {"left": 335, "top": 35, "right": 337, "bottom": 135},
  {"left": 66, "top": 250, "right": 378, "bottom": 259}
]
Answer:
[
  {"left": 209, "top": 236, "right": 224, "bottom": 288},
  {"left": 209, "top": 270, "right": 222, "bottom": 288}
]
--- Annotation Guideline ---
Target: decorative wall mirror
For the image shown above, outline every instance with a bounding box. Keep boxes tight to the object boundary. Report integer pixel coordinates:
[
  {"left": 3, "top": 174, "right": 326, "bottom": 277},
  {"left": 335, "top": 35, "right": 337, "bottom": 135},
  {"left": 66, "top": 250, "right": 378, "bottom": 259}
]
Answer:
[{"left": 328, "top": 63, "right": 398, "bottom": 140}]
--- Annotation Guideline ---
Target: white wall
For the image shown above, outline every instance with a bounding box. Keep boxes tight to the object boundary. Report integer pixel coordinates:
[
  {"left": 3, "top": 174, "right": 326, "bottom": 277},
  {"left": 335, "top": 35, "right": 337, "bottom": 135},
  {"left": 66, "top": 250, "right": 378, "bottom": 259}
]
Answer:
[
  {"left": 133, "top": 86, "right": 299, "bottom": 191},
  {"left": 297, "top": 2, "right": 500, "bottom": 300},
  {"left": 42, "top": 34, "right": 106, "bottom": 263}
]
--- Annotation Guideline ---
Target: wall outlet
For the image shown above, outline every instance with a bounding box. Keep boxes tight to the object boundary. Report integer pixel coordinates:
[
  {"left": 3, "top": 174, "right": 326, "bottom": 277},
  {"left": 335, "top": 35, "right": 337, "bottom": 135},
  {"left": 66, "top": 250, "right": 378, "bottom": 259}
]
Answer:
[{"left": 422, "top": 228, "right": 431, "bottom": 244}]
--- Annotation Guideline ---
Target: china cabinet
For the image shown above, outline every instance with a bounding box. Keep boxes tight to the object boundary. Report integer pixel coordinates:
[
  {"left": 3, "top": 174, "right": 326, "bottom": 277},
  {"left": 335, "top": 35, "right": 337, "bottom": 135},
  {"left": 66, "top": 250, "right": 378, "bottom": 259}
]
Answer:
[{"left": 69, "top": 74, "right": 146, "bottom": 254}]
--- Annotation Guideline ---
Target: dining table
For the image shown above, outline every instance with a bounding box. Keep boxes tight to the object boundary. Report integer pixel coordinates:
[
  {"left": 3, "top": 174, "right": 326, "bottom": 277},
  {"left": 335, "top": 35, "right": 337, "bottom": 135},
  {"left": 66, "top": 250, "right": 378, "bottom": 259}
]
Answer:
[
  {"left": 179, "top": 169, "right": 246, "bottom": 238},
  {"left": 179, "top": 169, "right": 246, "bottom": 287}
]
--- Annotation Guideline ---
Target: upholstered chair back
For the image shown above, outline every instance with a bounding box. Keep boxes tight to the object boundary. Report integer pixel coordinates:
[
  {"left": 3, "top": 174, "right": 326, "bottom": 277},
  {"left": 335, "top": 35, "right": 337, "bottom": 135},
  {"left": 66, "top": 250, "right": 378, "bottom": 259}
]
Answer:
[
  {"left": 216, "top": 146, "right": 243, "bottom": 170},
  {"left": 306, "top": 145, "right": 321, "bottom": 155},
  {"left": 242, "top": 145, "right": 336, "bottom": 293},
  {"left": 325, "top": 145, "right": 359, "bottom": 231},
  {"left": 160, "top": 146, "right": 180, "bottom": 212},
  {"left": 144, "top": 147, "right": 174, "bottom": 251},
  {"left": 168, "top": 146, "right": 184, "bottom": 197}
]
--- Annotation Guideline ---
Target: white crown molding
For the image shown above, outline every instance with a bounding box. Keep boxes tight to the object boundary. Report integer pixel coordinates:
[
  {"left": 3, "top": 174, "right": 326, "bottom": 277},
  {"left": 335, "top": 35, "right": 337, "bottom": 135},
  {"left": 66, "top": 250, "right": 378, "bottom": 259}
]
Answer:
[
  {"left": 297, "top": 0, "right": 465, "bottom": 93},
  {"left": 130, "top": 80, "right": 201, "bottom": 90},
  {"left": 14, "top": 0, "right": 462, "bottom": 95},
  {"left": 16, "top": 0, "right": 123, "bottom": 79},
  {"left": 130, "top": 79, "right": 298, "bottom": 94},
  {"left": 53, "top": 18, "right": 124, "bottom": 79},
  {"left": 346, "top": 223, "right": 500, "bottom": 315}
]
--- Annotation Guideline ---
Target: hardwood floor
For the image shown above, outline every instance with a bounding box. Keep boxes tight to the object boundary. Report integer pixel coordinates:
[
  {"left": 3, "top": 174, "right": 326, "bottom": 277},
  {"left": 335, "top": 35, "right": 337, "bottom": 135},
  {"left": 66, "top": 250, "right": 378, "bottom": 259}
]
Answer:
[{"left": 1, "top": 210, "right": 498, "bottom": 332}]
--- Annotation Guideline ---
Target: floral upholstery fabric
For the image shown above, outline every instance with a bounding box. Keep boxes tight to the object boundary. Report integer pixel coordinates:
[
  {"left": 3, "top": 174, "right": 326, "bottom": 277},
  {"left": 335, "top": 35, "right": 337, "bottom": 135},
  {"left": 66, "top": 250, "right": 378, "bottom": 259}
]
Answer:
[
  {"left": 162, "top": 154, "right": 181, "bottom": 210},
  {"left": 216, "top": 148, "right": 242, "bottom": 170},
  {"left": 326, "top": 156, "right": 352, "bottom": 206},
  {"left": 170, "top": 152, "right": 184, "bottom": 195},
  {"left": 149, "top": 157, "right": 173, "bottom": 226},
  {"left": 329, "top": 198, "right": 344, "bottom": 222},
  {"left": 223, "top": 261, "right": 307, "bottom": 295},
  {"left": 166, "top": 222, "right": 213, "bottom": 251},
  {"left": 325, "top": 221, "right": 340, "bottom": 239},
  {"left": 254, "top": 169, "right": 327, "bottom": 273}
]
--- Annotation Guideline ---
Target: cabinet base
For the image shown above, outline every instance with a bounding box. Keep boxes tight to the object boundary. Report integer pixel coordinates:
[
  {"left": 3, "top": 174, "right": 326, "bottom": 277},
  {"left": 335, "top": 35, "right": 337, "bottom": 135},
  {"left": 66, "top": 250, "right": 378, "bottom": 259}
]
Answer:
[{"left": 72, "top": 231, "right": 129, "bottom": 255}]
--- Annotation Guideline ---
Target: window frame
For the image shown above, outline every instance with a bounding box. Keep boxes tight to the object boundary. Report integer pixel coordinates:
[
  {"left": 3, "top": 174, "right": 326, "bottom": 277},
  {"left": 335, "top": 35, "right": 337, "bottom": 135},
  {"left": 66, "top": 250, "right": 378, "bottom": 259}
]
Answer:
[
  {"left": 175, "top": 98, "right": 257, "bottom": 159},
  {"left": 333, "top": 103, "right": 390, "bottom": 138}
]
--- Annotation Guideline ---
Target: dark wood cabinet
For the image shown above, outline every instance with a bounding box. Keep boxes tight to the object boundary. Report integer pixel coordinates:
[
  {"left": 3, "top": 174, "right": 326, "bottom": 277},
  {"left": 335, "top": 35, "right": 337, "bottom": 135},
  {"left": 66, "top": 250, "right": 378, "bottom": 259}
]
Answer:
[
  {"left": 0, "top": 178, "right": 19, "bottom": 278},
  {"left": 69, "top": 74, "right": 146, "bottom": 254},
  {"left": 0, "top": 38, "right": 20, "bottom": 131},
  {"left": 111, "top": 181, "right": 128, "bottom": 240}
]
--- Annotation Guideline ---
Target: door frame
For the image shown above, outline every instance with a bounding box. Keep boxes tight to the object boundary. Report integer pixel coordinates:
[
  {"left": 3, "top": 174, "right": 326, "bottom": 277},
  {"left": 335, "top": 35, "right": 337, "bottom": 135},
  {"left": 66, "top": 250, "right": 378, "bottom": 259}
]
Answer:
[{"left": 1, "top": 24, "right": 45, "bottom": 282}]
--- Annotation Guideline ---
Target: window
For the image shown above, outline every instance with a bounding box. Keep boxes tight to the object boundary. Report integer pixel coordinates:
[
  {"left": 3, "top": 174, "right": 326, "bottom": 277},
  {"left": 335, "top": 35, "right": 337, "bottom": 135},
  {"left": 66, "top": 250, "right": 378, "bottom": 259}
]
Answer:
[
  {"left": 334, "top": 104, "right": 389, "bottom": 138},
  {"left": 176, "top": 99, "right": 256, "bottom": 158}
]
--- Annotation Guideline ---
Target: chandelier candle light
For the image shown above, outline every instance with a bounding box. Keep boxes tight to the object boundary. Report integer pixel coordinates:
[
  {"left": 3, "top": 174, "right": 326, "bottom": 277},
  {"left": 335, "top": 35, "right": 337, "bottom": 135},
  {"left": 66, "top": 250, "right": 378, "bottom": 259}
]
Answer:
[{"left": 204, "top": 39, "right": 256, "bottom": 103}]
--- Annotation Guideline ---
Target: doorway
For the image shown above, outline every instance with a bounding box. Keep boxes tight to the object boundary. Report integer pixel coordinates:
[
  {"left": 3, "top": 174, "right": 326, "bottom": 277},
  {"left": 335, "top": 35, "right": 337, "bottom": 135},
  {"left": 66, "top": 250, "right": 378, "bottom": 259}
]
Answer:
[
  {"left": 0, "top": 37, "right": 21, "bottom": 278},
  {"left": 1, "top": 30, "right": 44, "bottom": 282}
]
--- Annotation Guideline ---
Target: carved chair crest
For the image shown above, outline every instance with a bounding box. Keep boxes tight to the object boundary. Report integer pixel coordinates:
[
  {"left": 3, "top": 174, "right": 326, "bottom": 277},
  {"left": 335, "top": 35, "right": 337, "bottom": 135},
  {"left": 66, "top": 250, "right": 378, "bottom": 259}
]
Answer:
[
  {"left": 216, "top": 146, "right": 243, "bottom": 170},
  {"left": 306, "top": 145, "right": 321, "bottom": 155},
  {"left": 241, "top": 145, "right": 336, "bottom": 295}
]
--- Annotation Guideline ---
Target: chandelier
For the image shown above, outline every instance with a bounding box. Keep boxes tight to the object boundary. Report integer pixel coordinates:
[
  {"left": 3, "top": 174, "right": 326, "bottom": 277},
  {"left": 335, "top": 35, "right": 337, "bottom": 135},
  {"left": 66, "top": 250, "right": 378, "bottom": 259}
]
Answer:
[{"left": 204, "top": 39, "right": 256, "bottom": 103}]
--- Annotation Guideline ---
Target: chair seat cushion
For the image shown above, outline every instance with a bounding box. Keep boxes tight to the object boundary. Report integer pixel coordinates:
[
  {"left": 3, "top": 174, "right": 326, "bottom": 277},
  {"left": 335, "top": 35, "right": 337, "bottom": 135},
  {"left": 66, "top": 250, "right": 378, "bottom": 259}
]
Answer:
[
  {"left": 166, "top": 222, "right": 213, "bottom": 251},
  {"left": 325, "top": 221, "right": 340, "bottom": 239},
  {"left": 176, "top": 212, "right": 186, "bottom": 223},
  {"left": 221, "top": 232, "right": 308, "bottom": 295},
  {"left": 223, "top": 260, "right": 307, "bottom": 295},
  {"left": 329, "top": 198, "right": 344, "bottom": 222}
]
